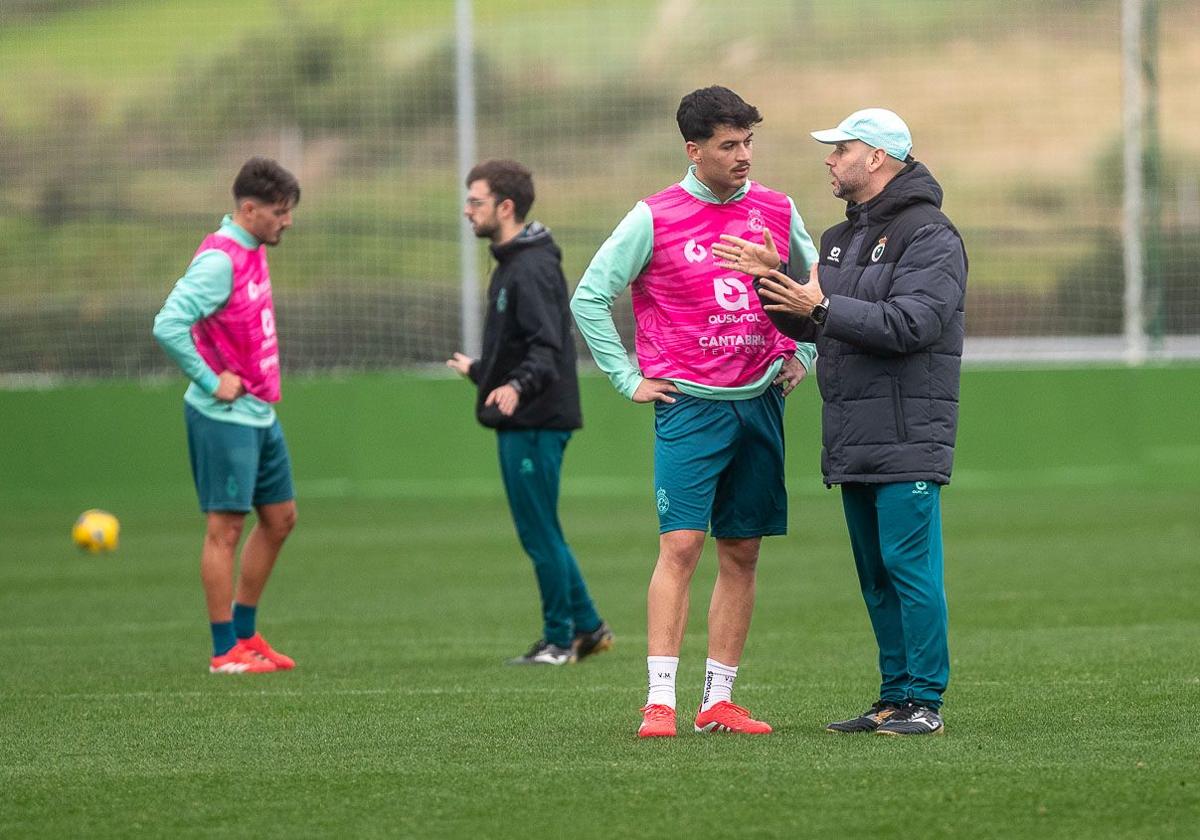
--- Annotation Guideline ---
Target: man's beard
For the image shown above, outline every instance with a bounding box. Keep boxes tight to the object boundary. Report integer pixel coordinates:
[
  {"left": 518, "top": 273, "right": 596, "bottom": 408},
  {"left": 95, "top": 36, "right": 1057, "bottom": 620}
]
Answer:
[{"left": 833, "top": 169, "right": 867, "bottom": 202}]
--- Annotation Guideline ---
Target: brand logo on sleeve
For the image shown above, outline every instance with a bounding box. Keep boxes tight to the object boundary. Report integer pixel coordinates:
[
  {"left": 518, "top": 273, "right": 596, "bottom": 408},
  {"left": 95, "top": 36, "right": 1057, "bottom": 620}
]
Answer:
[
  {"left": 713, "top": 277, "right": 750, "bottom": 312},
  {"left": 684, "top": 239, "right": 708, "bottom": 263},
  {"left": 828, "top": 246, "right": 842, "bottom": 264}
]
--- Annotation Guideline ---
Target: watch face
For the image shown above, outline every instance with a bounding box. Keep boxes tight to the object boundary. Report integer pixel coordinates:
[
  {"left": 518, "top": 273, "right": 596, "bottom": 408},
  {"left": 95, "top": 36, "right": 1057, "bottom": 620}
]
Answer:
[{"left": 811, "top": 304, "right": 828, "bottom": 324}]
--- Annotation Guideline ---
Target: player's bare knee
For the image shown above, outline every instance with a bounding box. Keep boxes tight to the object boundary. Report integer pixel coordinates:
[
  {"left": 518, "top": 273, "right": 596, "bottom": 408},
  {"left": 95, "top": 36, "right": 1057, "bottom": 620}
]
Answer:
[
  {"left": 658, "top": 530, "right": 705, "bottom": 573},
  {"left": 258, "top": 502, "right": 297, "bottom": 542},
  {"left": 274, "top": 505, "right": 297, "bottom": 537},
  {"left": 716, "top": 538, "right": 760, "bottom": 573},
  {"left": 204, "top": 514, "right": 245, "bottom": 550}
]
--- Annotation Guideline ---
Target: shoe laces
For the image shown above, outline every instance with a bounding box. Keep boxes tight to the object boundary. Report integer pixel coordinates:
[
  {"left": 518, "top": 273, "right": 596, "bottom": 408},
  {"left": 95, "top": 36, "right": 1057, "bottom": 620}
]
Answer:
[
  {"left": 716, "top": 702, "right": 752, "bottom": 720},
  {"left": 225, "top": 646, "right": 269, "bottom": 664},
  {"left": 888, "top": 702, "right": 923, "bottom": 721},
  {"left": 641, "top": 704, "right": 674, "bottom": 720}
]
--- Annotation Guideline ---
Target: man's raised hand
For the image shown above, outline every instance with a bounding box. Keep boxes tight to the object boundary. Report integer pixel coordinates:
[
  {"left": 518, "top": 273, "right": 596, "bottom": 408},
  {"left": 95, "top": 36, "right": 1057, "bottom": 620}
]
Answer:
[{"left": 713, "top": 228, "right": 781, "bottom": 277}]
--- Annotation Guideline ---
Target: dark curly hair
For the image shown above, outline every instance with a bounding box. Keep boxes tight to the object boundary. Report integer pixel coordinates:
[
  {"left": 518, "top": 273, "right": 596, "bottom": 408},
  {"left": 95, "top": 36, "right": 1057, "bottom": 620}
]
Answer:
[
  {"left": 232, "top": 157, "right": 301, "bottom": 206},
  {"left": 676, "top": 86, "right": 762, "bottom": 142}
]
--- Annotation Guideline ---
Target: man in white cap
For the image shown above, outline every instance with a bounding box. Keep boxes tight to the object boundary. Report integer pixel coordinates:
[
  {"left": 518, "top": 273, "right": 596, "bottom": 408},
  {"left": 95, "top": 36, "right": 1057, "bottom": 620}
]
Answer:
[{"left": 713, "top": 108, "right": 967, "bottom": 736}]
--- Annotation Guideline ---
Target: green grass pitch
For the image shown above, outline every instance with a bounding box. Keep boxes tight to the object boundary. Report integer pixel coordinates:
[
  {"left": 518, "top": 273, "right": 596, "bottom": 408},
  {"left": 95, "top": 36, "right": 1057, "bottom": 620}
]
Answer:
[{"left": 1, "top": 368, "right": 1198, "bottom": 838}]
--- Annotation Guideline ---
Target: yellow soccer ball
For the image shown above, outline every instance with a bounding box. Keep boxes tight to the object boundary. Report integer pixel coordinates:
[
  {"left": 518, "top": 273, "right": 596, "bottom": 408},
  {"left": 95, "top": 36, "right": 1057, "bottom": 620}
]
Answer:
[{"left": 72, "top": 509, "right": 120, "bottom": 553}]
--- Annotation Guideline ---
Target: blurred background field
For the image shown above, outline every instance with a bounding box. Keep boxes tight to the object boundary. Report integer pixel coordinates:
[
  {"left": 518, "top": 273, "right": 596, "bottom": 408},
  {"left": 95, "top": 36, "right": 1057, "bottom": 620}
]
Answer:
[{"left": 2, "top": 0, "right": 1199, "bottom": 375}]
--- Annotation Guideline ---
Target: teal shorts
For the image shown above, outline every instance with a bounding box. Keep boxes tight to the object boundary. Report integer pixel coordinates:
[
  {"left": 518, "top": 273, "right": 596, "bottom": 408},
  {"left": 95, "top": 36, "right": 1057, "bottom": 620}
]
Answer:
[
  {"left": 185, "top": 404, "right": 294, "bottom": 513},
  {"left": 652, "top": 387, "right": 787, "bottom": 538}
]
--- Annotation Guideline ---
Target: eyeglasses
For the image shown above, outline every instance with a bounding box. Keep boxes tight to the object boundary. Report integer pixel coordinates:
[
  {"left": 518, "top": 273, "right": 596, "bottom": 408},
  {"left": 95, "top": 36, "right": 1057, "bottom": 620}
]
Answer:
[{"left": 465, "top": 197, "right": 494, "bottom": 208}]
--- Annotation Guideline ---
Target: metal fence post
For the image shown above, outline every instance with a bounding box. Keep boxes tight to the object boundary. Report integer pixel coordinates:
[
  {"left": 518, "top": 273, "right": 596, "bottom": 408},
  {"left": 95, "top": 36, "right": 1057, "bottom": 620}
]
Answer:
[
  {"left": 456, "top": 0, "right": 481, "bottom": 358},
  {"left": 1121, "top": 0, "right": 1148, "bottom": 365}
]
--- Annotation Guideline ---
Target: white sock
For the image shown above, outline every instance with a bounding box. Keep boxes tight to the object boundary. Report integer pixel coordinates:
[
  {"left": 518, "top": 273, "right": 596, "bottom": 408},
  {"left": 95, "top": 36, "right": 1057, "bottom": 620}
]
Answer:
[
  {"left": 646, "top": 656, "right": 679, "bottom": 709},
  {"left": 700, "top": 658, "right": 738, "bottom": 712}
]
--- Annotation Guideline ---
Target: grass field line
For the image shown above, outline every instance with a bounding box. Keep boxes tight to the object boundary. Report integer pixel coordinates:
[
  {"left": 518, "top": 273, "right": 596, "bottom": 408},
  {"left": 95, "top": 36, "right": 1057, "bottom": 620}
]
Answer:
[
  {"left": 6, "top": 684, "right": 630, "bottom": 703},
  {"left": 12, "top": 675, "right": 1195, "bottom": 705}
]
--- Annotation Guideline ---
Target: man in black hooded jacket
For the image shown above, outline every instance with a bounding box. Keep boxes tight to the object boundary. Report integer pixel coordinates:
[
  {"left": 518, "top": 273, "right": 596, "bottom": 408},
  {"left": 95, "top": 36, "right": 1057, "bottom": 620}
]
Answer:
[
  {"left": 714, "top": 109, "right": 967, "bottom": 736},
  {"left": 448, "top": 159, "right": 611, "bottom": 667}
]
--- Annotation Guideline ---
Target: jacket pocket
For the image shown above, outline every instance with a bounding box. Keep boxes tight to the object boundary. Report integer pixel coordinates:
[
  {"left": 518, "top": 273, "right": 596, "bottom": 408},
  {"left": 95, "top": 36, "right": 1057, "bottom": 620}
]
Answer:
[{"left": 891, "top": 376, "right": 908, "bottom": 442}]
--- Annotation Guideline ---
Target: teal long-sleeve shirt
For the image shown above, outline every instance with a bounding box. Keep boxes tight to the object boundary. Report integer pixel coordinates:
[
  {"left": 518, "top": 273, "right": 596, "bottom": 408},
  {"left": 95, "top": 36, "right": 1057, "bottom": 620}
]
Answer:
[
  {"left": 571, "top": 167, "right": 819, "bottom": 400},
  {"left": 152, "top": 215, "right": 276, "bottom": 427}
]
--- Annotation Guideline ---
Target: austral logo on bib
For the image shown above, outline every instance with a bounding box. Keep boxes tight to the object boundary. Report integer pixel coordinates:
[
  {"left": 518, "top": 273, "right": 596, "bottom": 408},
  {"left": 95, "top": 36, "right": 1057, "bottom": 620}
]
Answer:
[
  {"left": 713, "top": 277, "right": 750, "bottom": 312},
  {"left": 871, "top": 236, "right": 888, "bottom": 263},
  {"left": 684, "top": 239, "right": 707, "bottom": 264}
]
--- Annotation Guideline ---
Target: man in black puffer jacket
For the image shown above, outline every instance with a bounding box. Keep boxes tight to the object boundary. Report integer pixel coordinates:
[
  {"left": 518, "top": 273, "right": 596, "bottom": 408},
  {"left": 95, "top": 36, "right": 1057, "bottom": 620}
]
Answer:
[
  {"left": 714, "top": 110, "right": 967, "bottom": 736},
  {"left": 448, "top": 159, "right": 611, "bottom": 668}
]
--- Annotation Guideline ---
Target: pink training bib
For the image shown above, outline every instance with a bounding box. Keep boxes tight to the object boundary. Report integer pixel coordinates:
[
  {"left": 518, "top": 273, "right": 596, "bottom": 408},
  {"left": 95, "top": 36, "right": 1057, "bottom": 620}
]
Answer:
[
  {"left": 190, "top": 232, "right": 282, "bottom": 403},
  {"left": 632, "top": 183, "right": 796, "bottom": 388}
]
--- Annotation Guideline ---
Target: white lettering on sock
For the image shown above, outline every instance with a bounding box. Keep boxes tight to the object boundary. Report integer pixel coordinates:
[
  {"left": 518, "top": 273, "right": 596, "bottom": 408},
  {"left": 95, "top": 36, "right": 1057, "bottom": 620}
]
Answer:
[{"left": 700, "top": 658, "right": 738, "bottom": 712}]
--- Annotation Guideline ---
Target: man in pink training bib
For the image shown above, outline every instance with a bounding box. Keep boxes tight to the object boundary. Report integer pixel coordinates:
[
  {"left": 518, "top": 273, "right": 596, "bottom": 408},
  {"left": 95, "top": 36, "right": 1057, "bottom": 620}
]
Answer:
[
  {"left": 571, "top": 87, "right": 820, "bottom": 737},
  {"left": 153, "top": 157, "right": 301, "bottom": 675}
]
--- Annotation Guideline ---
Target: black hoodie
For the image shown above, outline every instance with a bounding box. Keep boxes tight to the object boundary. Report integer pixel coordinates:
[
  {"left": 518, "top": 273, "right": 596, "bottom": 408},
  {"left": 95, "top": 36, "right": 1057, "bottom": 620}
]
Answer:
[
  {"left": 468, "top": 222, "right": 582, "bottom": 431},
  {"left": 765, "top": 162, "right": 968, "bottom": 484}
]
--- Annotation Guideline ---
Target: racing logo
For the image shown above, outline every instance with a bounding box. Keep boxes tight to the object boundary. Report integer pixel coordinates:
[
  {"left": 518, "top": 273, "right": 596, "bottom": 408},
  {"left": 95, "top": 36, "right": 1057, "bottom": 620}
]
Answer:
[
  {"left": 713, "top": 277, "right": 750, "bottom": 312},
  {"left": 747, "top": 207, "right": 765, "bottom": 233},
  {"left": 684, "top": 239, "right": 707, "bottom": 263},
  {"left": 871, "top": 236, "right": 888, "bottom": 263},
  {"left": 247, "top": 277, "right": 270, "bottom": 301}
]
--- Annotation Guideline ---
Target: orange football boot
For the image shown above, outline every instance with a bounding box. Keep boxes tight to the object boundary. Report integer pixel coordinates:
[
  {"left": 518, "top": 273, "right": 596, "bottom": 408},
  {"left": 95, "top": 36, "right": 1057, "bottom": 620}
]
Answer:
[
  {"left": 693, "top": 701, "right": 773, "bottom": 734},
  {"left": 210, "top": 645, "right": 277, "bottom": 674},
  {"left": 638, "top": 704, "right": 677, "bottom": 738},
  {"left": 235, "top": 633, "right": 295, "bottom": 670}
]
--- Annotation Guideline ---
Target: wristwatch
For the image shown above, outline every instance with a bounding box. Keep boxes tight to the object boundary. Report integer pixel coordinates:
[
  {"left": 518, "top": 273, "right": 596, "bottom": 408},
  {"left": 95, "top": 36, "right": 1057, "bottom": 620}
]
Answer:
[{"left": 810, "top": 297, "right": 830, "bottom": 324}]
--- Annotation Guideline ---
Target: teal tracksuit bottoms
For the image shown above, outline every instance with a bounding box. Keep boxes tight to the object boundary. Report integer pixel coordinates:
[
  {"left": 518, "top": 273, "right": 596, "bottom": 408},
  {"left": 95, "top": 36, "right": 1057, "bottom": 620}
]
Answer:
[
  {"left": 498, "top": 429, "right": 601, "bottom": 649},
  {"left": 841, "top": 481, "right": 950, "bottom": 709}
]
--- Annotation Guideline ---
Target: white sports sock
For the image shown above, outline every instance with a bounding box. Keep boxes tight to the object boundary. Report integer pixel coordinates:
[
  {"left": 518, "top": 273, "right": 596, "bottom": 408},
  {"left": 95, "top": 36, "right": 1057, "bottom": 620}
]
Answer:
[
  {"left": 646, "top": 656, "right": 679, "bottom": 709},
  {"left": 700, "top": 658, "right": 738, "bottom": 712}
]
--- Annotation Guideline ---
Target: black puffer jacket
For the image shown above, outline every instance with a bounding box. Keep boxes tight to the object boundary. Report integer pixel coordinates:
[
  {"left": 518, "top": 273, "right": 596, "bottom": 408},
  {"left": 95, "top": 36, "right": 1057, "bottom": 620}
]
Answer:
[
  {"left": 767, "top": 162, "right": 967, "bottom": 484},
  {"left": 469, "top": 222, "right": 582, "bottom": 431}
]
